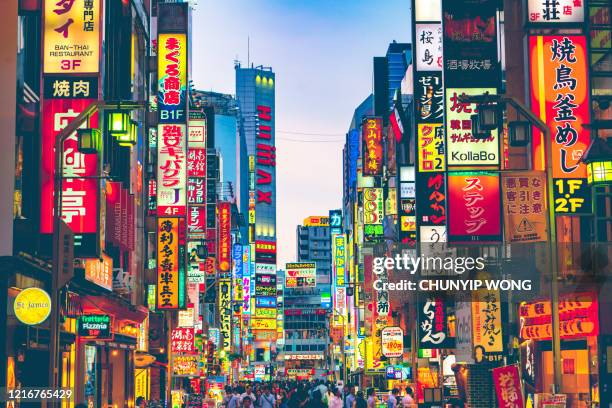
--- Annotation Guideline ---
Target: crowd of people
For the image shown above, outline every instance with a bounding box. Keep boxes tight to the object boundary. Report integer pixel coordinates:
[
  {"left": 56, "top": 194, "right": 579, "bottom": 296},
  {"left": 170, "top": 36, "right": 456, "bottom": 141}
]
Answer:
[{"left": 217, "top": 380, "right": 417, "bottom": 408}]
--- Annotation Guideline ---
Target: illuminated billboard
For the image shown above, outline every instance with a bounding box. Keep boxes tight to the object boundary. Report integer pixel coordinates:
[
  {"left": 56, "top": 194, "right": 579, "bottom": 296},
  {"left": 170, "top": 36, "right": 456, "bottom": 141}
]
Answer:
[
  {"left": 157, "top": 218, "right": 180, "bottom": 309},
  {"left": 363, "top": 188, "right": 384, "bottom": 240},
  {"left": 362, "top": 117, "right": 383, "bottom": 176},
  {"left": 285, "top": 262, "right": 316, "bottom": 288},
  {"left": 445, "top": 88, "right": 500, "bottom": 167},
  {"left": 157, "top": 124, "right": 187, "bottom": 216},
  {"left": 158, "top": 33, "right": 187, "bottom": 123},
  {"left": 43, "top": 0, "right": 100, "bottom": 73},
  {"left": 217, "top": 202, "right": 231, "bottom": 272}
]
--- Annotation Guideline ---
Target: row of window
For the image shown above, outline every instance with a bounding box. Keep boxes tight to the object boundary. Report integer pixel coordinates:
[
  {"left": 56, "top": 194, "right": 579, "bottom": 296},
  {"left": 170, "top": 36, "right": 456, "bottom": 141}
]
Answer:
[{"left": 284, "top": 344, "right": 327, "bottom": 352}]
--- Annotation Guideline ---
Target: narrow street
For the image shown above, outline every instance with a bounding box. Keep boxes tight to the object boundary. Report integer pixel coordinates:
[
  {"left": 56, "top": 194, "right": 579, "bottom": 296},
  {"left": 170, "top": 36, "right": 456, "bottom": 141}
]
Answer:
[{"left": 0, "top": 1, "right": 611, "bottom": 407}]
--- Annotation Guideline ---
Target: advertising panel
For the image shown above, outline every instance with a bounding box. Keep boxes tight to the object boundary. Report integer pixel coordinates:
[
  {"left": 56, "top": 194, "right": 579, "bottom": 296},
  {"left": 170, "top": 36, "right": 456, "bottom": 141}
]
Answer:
[
  {"left": 285, "top": 262, "right": 316, "bottom": 288},
  {"left": 529, "top": 36, "right": 590, "bottom": 180},
  {"left": 363, "top": 188, "right": 384, "bottom": 240},
  {"left": 447, "top": 172, "right": 501, "bottom": 242},
  {"left": 78, "top": 315, "right": 112, "bottom": 339},
  {"left": 255, "top": 105, "right": 275, "bottom": 206},
  {"left": 157, "top": 218, "right": 180, "bottom": 309},
  {"left": 187, "top": 148, "right": 206, "bottom": 177},
  {"left": 157, "top": 124, "right": 187, "bottom": 216},
  {"left": 251, "top": 318, "right": 277, "bottom": 331},
  {"left": 217, "top": 202, "right": 231, "bottom": 272},
  {"left": 502, "top": 172, "right": 548, "bottom": 242},
  {"left": 217, "top": 279, "right": 231, "bottom": 352},
  {"left": 173, "top": 355, "right": 198, "bottom": 377},
  {"left": 187, "top": 206, "right": 206, "bottom": 237},
  {"left": 41, "top": 98, "right": 99, "bottom": 234},
  {"left": 43, "top": 0, "right": 100, "bottom": 73},
  {"left": 84, "top": 254, "right": 113, "bottom": 291},
  {"left": 553, "top": 178, "right": 592, "bottom": 215},
  {"left": 381, "top": 327, "right": 404, "bottom": 358},
  {"left": 445, "top": 88, "right": 500, "bottom": 167},
  {"left": 415, "top": 72, "right": 444, "bottom": 123},
  {"left": 362, "top": 117, "right": 383, "bottom": 176},
  {"left": 187, "top": 111, "right": 206, "bottom": 148},
  {"left": 417, "top": 123, "right": 445, "bottom": 172},
  {"left": 416, "top": 24, "right": 443, "bottom": 71},
  {"left": 157, "top": 33, "right": 187, "bottom": 123}
]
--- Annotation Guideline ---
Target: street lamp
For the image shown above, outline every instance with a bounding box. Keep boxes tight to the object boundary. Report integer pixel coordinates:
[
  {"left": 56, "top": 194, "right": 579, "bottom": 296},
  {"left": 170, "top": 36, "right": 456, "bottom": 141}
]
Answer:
[
  {"left": 49, "top": 101, "right": 145, "bottom": 407},
  {"left": 508, "top": 121, "right": 531, "bottom": 147},
  {"left": 459, "top": 94, "right": 563, "bottom": 393}
]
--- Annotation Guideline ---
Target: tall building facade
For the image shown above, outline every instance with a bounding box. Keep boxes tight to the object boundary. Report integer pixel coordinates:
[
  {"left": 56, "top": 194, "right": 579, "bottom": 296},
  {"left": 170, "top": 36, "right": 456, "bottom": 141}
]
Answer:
[{"left": 235, "top": 63, "right": 278, "bottom": 366}]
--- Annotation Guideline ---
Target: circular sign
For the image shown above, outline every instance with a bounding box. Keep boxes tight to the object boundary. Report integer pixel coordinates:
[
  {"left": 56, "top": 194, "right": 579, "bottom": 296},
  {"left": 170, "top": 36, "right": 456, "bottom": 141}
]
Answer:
[{"left": 13, "top": 288, "right": 52, "bottom": 325}]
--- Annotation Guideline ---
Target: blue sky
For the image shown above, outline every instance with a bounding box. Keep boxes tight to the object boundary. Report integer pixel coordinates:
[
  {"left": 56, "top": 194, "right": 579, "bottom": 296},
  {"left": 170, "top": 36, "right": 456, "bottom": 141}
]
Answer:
[{"left": 191, "top": 0, "right": 411, "bottom": 267}]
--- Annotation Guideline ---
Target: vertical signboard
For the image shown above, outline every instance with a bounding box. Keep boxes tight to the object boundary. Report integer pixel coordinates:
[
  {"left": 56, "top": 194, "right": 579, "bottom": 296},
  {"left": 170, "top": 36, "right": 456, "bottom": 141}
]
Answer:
[
  {"left": 362, "top": 117, "right": 383, "bottom": 176},
  {"left": 417, "top": 123, "right": 445, "bottom": 172},
  {"left": 255, "top": 105, "right": 275, "bottom": 206},
  {"left": 418, "top": 295, "right": 453, "bottom": 349},
  {"left": 529, "top": 36, "right": 591, "bottom": 215},
  {"left": 43, "top": 0, "right": 101, "bottom": 73},
  {"left": 218, "top": 279, "right": 231, "bottom": 353},
  {"left": 157, "top": 124, "right": 187, "bottom": 216},
  {"left": 332, "top": 235, "right": 346, "bottom": 287},
  {"left": 415, "top": 24, "right": 443, "bottom": 71},
  {"left": 217, "top": 202, "right": 231, "bottom": 272},
  {"left": 447, "top": 172, "right": 501, "bottom": 242},
  {"left": 157, "top": 218, "right": 180, "bottom": 309},
  {"left": 363, "top": 188, "right": 384, "bottom": 240},
  {"left": 157, "top": 33, "right": 187, "bottom": 124},
  {"left": 472, "top": 289, "right": 503, "bottom": 354},
  {"left": 41, "top": 96, "right": 99, "bottom": 235}
]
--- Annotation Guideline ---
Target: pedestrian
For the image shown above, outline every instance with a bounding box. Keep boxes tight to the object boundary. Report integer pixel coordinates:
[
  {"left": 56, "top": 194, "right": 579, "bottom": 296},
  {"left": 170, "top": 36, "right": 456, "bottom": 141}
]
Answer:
[
  {"left": 386, "top": 389, "right": 399, "bottom": 408},
  {"left": 242, "top": 385, "right": 257, "bottom": 403},
  {"left": 329, "top": 388, "right": 343, "bottom": 408},
  {"left": 354, "top": 391, "right": 366, "bottom": 408},
  {"left": 260, "top": 386, "right": 276, "bottom": 408},
  {"left": 228, "top": 387, "right": 242, "bottom": 408},
  {"left": 243, "top": 396, "right": 254, "bottom": 408},
  {"left": 309, "top": 390, "right": 327, "bottom": 408},
  {"left": 344, "top": 385, "right": 355, "bottom": 408},
  {"left": 400, "top": 387, "right": 415, "bottom": 408},
  {"left": 366, "top": 388, "right": 377, "bottom": 408},
  {"left": 136, "top": 396, "right": 147, "bottom": 407}
]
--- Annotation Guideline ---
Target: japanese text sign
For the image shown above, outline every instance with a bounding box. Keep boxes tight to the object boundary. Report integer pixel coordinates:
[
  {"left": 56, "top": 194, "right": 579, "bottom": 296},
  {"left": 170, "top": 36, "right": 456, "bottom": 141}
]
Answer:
[
  {"left": 157, "top": 218, "right": 180, "bottom": 309},
  {"left": 553, "top": 178, "right": 592, "bottom": 214},
  {"left": 416, "top": 24, "right": 443, "bottom": 71},
  {"left": 502, "top": 172, "right": 548, "bottom": 242},
  {"left": 157, "top": 124, "right": 187, "bottom": 216},
  {"left": 416, "top": 72, "right": 444, "bottom": 123},
  {"left": 528, "top": 0, "right": 584, "bottom": 24},
  {"left": 362, "top": 117, "right": 383, "bottom": 176},
  {"left": 285, "top": 262, "right": 316, "bottom": 288},
  {"left": 418, "top": 296, "right": 452, "bottom": 349},
  {"left": 445, "top": 88, "right": 500, "bottom": 167},
  {"left": 217, "top": 202, "right": 231, "bottom": 272},
  {"left": 492, "top": 365, "right": 524, "bottom": 408},
  {"left": 363, "top": 188, "right": 384, "bottom": 239},
  {"left": 158, "top": 33, "right": 187, "bottom": 123},
  {"left": 44, "top": 0, "right": 100, "bottom": 73},
  {"left": 529, "top": 36, "right": 590, "bottom": 179},
  {"left": 41, "top": 98, "right": 99, "bottom": 234},
  {"left": 381, "top": 327, "right": 404, "bottom": 358},
  {"left": 472, "top": 289, "right": 503, "bottom": 352},
  {"left": 418, "top": 123, "right": 446, "bottom": 172},
  {"left": 171, "top": 328, "right": 195, "bottom": 353},
  {"left": 416, "top": 172, "right": 446, "bottom": 227},
  {"left": 218, "top": 279, "right": 231, "bottom": 352},
  {"left": 448, "top": 172, "right": 501, "bottom": 242}
]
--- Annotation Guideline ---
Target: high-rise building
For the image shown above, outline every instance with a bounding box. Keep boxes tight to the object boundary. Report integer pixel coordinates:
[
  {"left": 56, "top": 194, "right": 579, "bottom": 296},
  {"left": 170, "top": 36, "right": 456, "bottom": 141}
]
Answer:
[{"left": 235, "top": 62, "right": 277, "bottom": 365}]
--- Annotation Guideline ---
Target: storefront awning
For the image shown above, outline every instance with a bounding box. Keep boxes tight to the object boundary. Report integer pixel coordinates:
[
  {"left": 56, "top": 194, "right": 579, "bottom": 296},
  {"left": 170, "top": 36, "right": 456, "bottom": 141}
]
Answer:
[{"left": 81, "top": 295, "right": 148, "bottom": 323}]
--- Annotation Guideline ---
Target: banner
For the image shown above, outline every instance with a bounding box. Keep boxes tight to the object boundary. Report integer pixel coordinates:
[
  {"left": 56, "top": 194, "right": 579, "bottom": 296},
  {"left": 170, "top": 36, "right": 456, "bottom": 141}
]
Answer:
[
  {"left": 502, "top": 172, "right": 548, "bottom": 242},
  {"left": 418, "top": 295, "right": 453, "bottom": 349},
  {"left": 363, "top": 188, "right": 384, "bottom": 240},
  {"left": 416, "top": 173, "right": 446, "bottom": 227},
  {"left": 529, "top": 35, "right": 590, "bottom": 179},
  {"left": 492, "top": 365, "right": 524, "bottom": 408},
  {"left": 171, "top": 328, "right": 195, "bottom": 354},
  {"left": 447, "top": 172, "right": 501, "bottom": 243},
  {"left": 333, "top": 235, "right": 347, "bottom": 286}
]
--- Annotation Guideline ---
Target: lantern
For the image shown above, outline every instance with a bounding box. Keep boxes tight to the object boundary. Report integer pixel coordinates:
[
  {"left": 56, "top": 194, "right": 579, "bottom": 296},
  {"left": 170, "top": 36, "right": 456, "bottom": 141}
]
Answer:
[
  {"left": 117, "top": 120, "right": 138, "bottom": 146},
  {"left": 509, "top": 121, "right": 531, "bottom": 147},
  {"left": 107, "top": 110, "right": 130, "bottom": 136},
  {"left": 77, "top": 128, "right": 101, "bottom": 154},
  {"left": 582, "top": 137, "right": 612, "bottom": 185}
]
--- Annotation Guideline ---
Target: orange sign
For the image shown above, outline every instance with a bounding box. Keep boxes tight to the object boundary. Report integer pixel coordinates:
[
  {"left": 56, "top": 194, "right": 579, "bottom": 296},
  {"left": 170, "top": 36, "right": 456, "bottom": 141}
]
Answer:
[
  {"left": 157, "top": 218, "right": 180, "bottom": 309},
  {"left": 502, "top": 172, "right": 548, "bottom": 243},
  {"left": 362, "top": 117, "right": 383, "bottom": 176},
  {"left": 529, "top": 36, "right": 590, "bottom": 179},
  {"left": 84, "top": 253, "right": 113, "bottom": 291}
]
